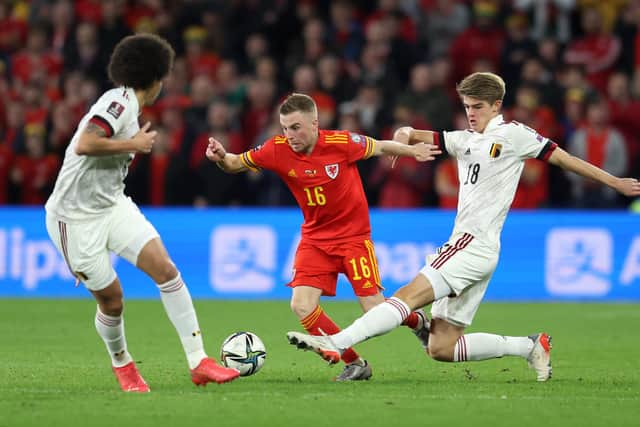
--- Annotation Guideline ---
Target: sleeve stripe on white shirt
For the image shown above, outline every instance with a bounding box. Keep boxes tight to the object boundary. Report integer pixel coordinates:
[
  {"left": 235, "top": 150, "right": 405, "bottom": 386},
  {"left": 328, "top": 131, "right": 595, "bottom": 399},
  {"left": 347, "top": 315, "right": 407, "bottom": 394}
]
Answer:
[
  {"left": 536, "top": 140, "right": 558, "bottom": 161},
  {"left": 89, "top": 115, "right": 114, "bottom": 137}
]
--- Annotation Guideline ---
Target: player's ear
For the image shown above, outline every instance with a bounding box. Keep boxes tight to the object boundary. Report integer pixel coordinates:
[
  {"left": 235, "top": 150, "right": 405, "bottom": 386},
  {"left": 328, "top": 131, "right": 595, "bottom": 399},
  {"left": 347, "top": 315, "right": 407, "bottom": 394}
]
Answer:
[{"left": 492, "top": 100, "right": 502, "bottom": 112}]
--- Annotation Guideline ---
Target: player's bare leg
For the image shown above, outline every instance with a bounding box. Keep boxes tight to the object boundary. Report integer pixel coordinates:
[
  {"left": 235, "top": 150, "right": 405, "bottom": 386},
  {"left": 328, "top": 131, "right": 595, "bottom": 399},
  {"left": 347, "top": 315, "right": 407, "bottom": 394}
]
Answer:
[
  {"left": 92, "top": 278, "right": 149, "bottom": 392},
  {"left": 288, "top": 274, "right": 436, "bottom": 357},
  {"left": 428, "top": 317, "right": 552, "bottom": 380},
  {"left": 427, "top": 318, "right": 464, "bottom": 361},
  {"left": 291, "top": 285, "right": 369, "bottom": 379},
  {"left": 288, "top": 272, "right": 552, "bottom": 381},
  {"left": 137, "top": 238, "right": 239, "bottom": 385}
]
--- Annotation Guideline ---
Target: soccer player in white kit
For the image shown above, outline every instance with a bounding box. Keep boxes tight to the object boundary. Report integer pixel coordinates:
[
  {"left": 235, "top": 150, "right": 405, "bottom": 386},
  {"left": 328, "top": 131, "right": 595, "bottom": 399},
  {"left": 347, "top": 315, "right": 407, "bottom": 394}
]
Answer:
[
  {"left": 45, "top": 34, "right": 239, "bottom": 392},
  {"left": 286, "top": 72, "right": 640, "bottom": 381}
]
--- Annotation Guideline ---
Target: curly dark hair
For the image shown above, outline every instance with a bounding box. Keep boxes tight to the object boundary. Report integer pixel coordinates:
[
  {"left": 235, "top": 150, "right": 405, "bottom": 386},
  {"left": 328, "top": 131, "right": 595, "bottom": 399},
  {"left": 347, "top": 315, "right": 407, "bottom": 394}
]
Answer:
[{"left": 108, "top": 33, "right": 175, "bottom": 90}]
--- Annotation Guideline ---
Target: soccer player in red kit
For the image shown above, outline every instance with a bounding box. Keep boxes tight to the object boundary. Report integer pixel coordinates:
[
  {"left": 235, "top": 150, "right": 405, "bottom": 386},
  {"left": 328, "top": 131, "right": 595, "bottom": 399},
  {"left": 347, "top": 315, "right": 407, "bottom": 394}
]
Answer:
[{"left": 206, "top": 93, "right": 441, "bottom": 381}]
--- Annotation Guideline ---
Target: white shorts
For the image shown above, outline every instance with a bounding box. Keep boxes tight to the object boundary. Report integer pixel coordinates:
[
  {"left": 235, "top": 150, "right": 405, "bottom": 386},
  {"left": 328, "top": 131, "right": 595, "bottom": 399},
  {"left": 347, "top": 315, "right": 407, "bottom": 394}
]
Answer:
[
  {"left": 45, "top": 196, "right": 159, "bottom": 291},
  {"left": 419, "top": 233, "right": 498, "bottom": 327}
]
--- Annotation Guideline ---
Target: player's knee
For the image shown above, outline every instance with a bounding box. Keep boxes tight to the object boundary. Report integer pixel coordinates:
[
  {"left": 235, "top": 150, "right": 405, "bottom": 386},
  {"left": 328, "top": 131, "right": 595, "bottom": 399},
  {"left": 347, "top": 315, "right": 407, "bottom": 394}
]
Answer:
[
  {"left": 427, "top": 342, "right": 455, "bottom": 362},
  {"left": 290, "top": 299, "right": 315, "bottom": 319},
  {"left": 153, "top": 259, "right": 178, "bottom": 284},
  {"left": 99, "top": 297, "right": 124, "bottom": 316}
]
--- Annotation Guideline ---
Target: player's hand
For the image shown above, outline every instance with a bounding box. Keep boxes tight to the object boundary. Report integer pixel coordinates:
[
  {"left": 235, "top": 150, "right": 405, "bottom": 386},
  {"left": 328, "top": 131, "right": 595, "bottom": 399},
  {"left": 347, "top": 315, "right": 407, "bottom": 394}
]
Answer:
[
  {"left": 615, "top": 177, "right": 640, "bottom": 197},
  {"left": 206, "top": 137, "right": 227, "bottom": 162},
  {"left": 131, "top": 122, "right": 157, "bottom": 153},
  {"left": 413, "top": 142, "right": 442, "bottom": 162}
]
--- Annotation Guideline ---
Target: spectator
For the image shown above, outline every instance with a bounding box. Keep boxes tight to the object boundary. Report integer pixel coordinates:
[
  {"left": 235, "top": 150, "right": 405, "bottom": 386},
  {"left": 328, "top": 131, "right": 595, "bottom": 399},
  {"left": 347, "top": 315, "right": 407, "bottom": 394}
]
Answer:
[
  {"left": 240, "top": 78, "right": 276, "bottom": 147},
  {"left": 511, "top": 158, "right": 550, "bottom": 208},
  {"left": 316, "top": 53, "right": 358, "bottom": 105},
  {"left": 564, "top": 7, "right": 622, "bottom": 94},
  {"left": 613, "top": 0, "right": 640, "bottom": 74},
  {"left": 606, "top": 71, "right": 640, "bottom": 173},
  {"left": 396, "top": 62, "right": 453, "bottom": 131},
  {"left": 365, "top": 0, "right": 417, "bottom": 45},
  {"left": 47, "top": 101, "right": 75, "bottom": 157},
  {"left": 63, "top": 21, "right": 107, "bottom": 87},
  {"left": 214, "top": 59, "right": 246, "bottom": 109},
  {"left": 10, "top": 123, "right": 60, "bottom": 205},
  {"left": 434, "top": 157, "right": 458, "bottom": 209},
  {"left": 449, "top": 0, "right": 505, "bottom": 82},
  {"left": 183, "top": 25, "right": 220, "bottom": 80},
  {"left": 350, "top": 82, "right": 390, "bottom": 137},
  {"left": 500, "top": 13, "right": 537, "bottom": 92},
  {"left": 0, "top": 133, "right": 13, "bottom": 204},
  {"left": 513, "top": 0, "right": 574, "bottom": 42},
  {"left": 183, "top": 74, "right": 216, "bottom": 138},
  {"left": 11, "top": 22, "right": 62, "bottom": 89},
  {"left": 193, "top": 103, "right": 247, "bottom": 206},
  {"left": 370, "top": 104, "right": 434, "bottom": 207},
  {"left": 50, "top": 0, "right": 75, "bottom": 55},
  {"left": 0, "top": 2, "right": 28, "bottom": 54},
  {"left": 422, "top": 0, "right": 470, "bottom": 60},
  {"left": 98, "top": 0, "right": 131, "bottom": 55},
  {"left": 566, "top": 98, "right": 628, "bottom": 207},
  {"left": 328, "top": 0, "right": 364, "bottom": 62}
]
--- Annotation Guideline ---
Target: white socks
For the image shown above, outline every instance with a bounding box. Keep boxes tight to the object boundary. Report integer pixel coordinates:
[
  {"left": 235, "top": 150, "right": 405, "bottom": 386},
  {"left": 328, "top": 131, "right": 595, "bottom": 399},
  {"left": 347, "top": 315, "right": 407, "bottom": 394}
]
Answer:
[
  {"left": 332, "top": 297, "right": 410, "bottom": 350},
  {"left": 453, "top": 333, "right": 533, "bottom": 362},
  {"left": 95, "top": 308, "right": 132, "bottom": 368},
  {"left": 157, "top": 274, "right": 207, "bottom": 369}
]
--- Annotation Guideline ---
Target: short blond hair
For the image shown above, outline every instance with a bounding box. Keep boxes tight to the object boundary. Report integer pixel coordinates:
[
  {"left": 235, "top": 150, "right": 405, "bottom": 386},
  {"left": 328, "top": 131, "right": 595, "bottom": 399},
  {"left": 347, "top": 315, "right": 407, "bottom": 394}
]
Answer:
[
  {"left": 279, "top": 93, "right": 317, "bottom": 116},
  {"left": 456, "top": 72, "right": 506, "bottom": 104}
]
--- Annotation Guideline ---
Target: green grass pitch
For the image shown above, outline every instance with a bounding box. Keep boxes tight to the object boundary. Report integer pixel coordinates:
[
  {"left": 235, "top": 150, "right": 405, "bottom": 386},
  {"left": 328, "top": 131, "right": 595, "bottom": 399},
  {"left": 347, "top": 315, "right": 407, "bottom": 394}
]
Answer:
[{"left": 1, "top": 299, "right": 639, "bottom": 427}]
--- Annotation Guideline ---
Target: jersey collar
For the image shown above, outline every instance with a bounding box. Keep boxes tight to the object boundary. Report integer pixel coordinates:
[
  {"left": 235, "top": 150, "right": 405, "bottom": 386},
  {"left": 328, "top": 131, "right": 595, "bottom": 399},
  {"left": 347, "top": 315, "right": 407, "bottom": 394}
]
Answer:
[
  {"left": 483, "top": 114, "right": 504, "bottom": 133},
  {"left": 122, "top": 86, "right": 141, "bottom": 116}
]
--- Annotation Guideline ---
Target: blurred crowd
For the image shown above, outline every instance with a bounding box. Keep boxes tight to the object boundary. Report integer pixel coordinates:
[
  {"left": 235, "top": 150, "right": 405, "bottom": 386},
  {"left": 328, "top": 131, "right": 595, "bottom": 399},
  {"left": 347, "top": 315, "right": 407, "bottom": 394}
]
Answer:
[{"left": 1, "top": 0, "right": 639, "bottom": 209}]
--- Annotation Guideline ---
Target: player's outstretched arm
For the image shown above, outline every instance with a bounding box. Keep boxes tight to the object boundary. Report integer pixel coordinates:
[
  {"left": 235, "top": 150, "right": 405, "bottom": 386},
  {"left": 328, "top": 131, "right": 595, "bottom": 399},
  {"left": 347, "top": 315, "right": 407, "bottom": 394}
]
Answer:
[
  {"left": 205, "top": 137, "right": 248, "bottom": 173},
  {"left": 372, "top": 139, "right": 441, "bottom": 161},
  {"left": 76, "top": 121, "right": 156, "bottom": 155},
  {"left": 548, "top": 147, "right": 640, "bottom": 197},
  {"left": 393, "top": 126, "right": 437, "bottom": 145}
]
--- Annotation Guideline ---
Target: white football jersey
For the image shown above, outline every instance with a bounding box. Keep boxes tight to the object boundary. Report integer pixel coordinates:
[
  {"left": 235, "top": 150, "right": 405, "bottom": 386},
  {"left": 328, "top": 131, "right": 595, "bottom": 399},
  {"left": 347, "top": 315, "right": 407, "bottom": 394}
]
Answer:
[
  {"left": 45, "top": 87, "right": 140, "bottom": 222},
  {"left": 441, "top": 114, "right": 557, "bottom": 250}
]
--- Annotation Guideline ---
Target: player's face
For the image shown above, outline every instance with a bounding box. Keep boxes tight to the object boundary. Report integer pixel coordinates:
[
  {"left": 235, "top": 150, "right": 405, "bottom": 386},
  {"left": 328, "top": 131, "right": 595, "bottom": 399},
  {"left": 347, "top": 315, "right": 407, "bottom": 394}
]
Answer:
[
  {"left": 461, "top": 96, "right": 501, "bottom": 133},
  {"left": 280, "top": 111, "right": 319, "bottom": 154}
]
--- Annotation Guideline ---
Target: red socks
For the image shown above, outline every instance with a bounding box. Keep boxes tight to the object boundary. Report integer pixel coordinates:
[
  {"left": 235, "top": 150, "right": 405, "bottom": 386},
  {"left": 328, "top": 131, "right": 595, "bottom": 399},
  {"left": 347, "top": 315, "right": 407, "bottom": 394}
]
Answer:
[{"left": 300, "top": 306, "right": 359, "bottom": 364}]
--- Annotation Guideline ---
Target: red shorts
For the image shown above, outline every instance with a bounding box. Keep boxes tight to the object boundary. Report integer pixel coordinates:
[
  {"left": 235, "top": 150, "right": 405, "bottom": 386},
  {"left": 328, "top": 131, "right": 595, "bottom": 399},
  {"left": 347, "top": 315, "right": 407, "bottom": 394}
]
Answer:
[{"left": 287, "top": 239, "right": 383, "bottom": 297}]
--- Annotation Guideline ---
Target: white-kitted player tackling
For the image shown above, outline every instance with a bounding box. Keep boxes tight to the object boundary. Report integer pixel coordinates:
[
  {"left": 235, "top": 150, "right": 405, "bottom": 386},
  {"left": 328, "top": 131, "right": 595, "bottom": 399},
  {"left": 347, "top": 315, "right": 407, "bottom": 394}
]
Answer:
[{"left": 287, "top": 72, "right": 640, "bottom": 382}]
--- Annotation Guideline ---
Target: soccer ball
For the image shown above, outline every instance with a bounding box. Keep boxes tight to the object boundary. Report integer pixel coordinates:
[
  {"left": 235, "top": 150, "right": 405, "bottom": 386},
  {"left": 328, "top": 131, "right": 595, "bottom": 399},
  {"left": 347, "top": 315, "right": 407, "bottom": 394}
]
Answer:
[{"left": 220, "top": 331, "right": 267, "bottom": 376}]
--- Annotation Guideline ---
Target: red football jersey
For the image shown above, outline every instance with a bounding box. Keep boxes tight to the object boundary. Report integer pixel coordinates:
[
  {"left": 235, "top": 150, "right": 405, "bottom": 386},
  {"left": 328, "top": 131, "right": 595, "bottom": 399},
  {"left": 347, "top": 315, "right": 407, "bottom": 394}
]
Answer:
[{"left": 241, "top": 130, "right": 376, "bottom": 243}]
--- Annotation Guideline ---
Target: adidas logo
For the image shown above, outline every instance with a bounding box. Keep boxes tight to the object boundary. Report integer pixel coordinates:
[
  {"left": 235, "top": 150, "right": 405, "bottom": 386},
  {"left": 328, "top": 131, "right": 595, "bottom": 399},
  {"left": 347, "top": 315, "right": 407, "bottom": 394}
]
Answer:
[
  {"left": 362, "top": 280, "right": 373, "bottom": 289},
  {"left": 288, "top": 169, "right": 297, "bottom": 178},
  {"left": 464, "top": 148, "right": 471, "bottom": 155}
]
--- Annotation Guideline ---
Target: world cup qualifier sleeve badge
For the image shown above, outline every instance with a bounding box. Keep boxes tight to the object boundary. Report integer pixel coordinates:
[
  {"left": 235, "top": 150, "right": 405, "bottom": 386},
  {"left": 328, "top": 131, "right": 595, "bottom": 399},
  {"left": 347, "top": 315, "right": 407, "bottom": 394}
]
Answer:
[
  {"left": 325, "top": 163, "right": 339, "bottom": 179},
  {"left": 106, "top": 101, "right": 125, "bottom": 119}
]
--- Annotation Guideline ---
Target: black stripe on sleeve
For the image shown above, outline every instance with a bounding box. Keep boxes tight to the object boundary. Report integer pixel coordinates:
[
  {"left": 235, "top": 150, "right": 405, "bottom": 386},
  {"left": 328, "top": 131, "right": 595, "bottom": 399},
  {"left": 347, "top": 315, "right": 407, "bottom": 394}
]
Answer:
[
  {"left": 536, "top": 140, "right": 558, "bottom": 161},
  {"left": 89, "top": 115, "right": 115, "bottom": 137}
]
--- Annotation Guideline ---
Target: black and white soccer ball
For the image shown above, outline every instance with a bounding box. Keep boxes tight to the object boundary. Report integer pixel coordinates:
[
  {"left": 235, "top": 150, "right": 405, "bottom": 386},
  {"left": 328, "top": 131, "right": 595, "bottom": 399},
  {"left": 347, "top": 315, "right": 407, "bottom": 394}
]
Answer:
[{"left": 220, "top": 331, "right": 267, "bottom": 376}]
